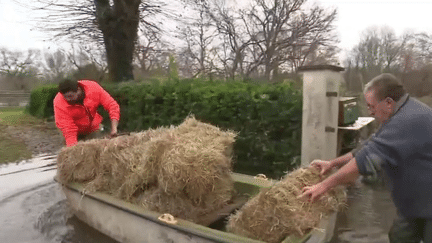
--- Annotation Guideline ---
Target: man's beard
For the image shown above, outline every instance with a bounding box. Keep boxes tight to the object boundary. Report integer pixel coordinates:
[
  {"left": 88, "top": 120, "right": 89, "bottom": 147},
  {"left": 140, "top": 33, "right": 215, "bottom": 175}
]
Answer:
[{"left": 67, "top": 94, "right": 84, "bottom": 105}]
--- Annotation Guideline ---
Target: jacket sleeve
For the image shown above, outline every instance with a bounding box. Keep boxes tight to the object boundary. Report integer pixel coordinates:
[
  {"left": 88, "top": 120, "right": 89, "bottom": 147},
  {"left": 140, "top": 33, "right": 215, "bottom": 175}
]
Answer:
[
  {"left": 96, "top": 84, "right": 120, "bottom": 121},
  {"left": 54, "top": 98, "right": 79, "bottom": 147},
  {"left": 354, "top": 121, "right": 409, "bottom": 176},
  {"left": 351, "top": 133, "right": 372, "bottom": 156}
]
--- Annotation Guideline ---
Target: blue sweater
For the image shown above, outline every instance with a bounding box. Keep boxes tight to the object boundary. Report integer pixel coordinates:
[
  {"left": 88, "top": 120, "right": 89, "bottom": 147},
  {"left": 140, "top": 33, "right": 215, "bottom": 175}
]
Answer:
[{"left": 355, "top": 96, "right": 432, "bottom": 218}]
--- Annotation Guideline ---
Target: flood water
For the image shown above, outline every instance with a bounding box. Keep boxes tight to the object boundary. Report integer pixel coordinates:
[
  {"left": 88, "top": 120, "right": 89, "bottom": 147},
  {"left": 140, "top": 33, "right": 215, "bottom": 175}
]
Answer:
[
  {"left": 0, "top": 154, "right": 397, "bottom": 243},
  {"left": 331, "top": 179, "right": 397, "bottom": 243},
  {"left": 0, "top": 154, "right": 118, "bottom": 243}
]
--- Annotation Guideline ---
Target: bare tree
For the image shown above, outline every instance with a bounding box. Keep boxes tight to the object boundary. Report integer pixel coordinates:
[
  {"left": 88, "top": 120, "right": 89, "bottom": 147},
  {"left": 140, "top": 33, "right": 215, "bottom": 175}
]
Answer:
[
  {"left": 134, "top": 29, "right": 164, "bottom": 74},
  {"left": 176, "top": 2, "right": 218, "bottom": 78},
  {"left": 19, "top": 0, "right": 168, "bottom": 82},
  {"left": 205, "top": 2, "right": 252, "bottom": 79},
  {"left": 0, "top": 48, "right": 41, "bottom": 90},
  {"left": 381, "top": 28, "right": 408, "bottom": 72},
  {"left": 93, "top": 0, "right": 142, "bottom": 82},
  {"left": 410, "top": 32, "right": 432, "bottom": 68},
  {"left": 0, "top": 48, "right": 40, "bottom": 77},
  {"left": 43, "top": 49, "right": 71, "bottom": 81},
  {"left": 346, "top": 26, "right": 409, "bottom": 83},
  {"left": 181, "top": 0, "right": 338, "bottom": 80},
  {"left": 240, "top": 0, "right": 338, "bottom": 80},
  {"left": 65, "top": 43, "right": 108, "bottom": 81},
  {"left": 280, "top": 5, "right": 339, "bottom": 71}
]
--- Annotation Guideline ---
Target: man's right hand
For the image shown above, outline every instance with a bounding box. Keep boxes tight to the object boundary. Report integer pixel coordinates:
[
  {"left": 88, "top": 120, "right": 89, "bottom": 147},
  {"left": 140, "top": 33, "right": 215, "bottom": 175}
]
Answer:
[{"left": 310, "top": 159, "right": 333, "bottom": 175}]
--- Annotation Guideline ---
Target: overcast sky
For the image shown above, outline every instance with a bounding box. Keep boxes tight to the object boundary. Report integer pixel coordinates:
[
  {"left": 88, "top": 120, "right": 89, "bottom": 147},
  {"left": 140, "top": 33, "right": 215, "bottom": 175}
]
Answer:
[{"left": 1, "top": 0, "right": 432, "bottom": 58}]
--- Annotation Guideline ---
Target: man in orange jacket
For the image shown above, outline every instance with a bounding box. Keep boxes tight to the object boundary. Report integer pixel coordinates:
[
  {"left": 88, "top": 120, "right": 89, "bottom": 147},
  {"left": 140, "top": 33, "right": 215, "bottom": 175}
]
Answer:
[{"left": 53, "top": 79, "right": 120, "bottom": 147}]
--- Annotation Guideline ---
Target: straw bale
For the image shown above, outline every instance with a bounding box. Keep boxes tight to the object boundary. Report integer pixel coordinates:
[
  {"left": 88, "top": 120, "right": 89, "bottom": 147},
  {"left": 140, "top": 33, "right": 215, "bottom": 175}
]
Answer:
[
  {"left": 138, "top": 173, "right": 234, "bottom": 223},
  {"left": 227, "top": 167, "right": 346, "bottom": 243},
  {"left": 138, "top": 187, "right": 201, "bottom": 222},
  {"left": 56, "top": 139, "right": 108, "bottom": 184},
  {"left": 158, "top": 147, "right": 232, "bottom": 201},
  {"left": 198, "top": 172, "right": 235, "bottom": 214},
  {"left": 155, "top": 116, "right": 236, "bottom": 204},
  {"left": 57, "top": 115, "right": 238, "bottom": 222},
  {"left": 104, "top": 136, "right": 174, "bottom": 200}
]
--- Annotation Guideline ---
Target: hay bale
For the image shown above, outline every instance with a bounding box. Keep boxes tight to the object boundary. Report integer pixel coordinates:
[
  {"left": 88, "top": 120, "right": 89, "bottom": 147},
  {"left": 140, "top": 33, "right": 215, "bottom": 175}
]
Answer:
[
  {"left": 198, "top": 172, "right": 235, "bottom": 214},
  {"left": 137, "top": 173, "right": 234, "bottom": 223},
  {"left": 57, "top": 115, "right": 238, "bottom": 222},
  {"left": 227, "top": 167, "right": 346, "bottom": 243},
  {"left": 157, "top": 116, "right": 236, "bottom": 203},
  {"left": 99, "top": 130, "right": 174, "bottom": 200},
  {"left": 138, "top": 187, "right": 201, "bottom": 222},
  {"left": 56, "top": 139, "right": 108, "bottom": 184}
]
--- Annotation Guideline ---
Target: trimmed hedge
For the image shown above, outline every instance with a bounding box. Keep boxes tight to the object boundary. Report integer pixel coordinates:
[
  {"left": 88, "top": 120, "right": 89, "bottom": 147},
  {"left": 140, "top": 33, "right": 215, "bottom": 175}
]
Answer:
[
  {"left": 27, "top": 84, "right": 58, "bottom": 119},
  {"left": 28, "top": 79, "right": 302, "bottom": 179}
]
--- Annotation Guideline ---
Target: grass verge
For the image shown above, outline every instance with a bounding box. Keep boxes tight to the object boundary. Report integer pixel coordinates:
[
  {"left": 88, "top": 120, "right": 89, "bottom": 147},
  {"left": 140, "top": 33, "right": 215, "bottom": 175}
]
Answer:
[
  {"left": 0, "top": 107, "right": 44, "bottom": 164},
  {"left": 0, "top": 107, "right": 45, "bottom": 126}
]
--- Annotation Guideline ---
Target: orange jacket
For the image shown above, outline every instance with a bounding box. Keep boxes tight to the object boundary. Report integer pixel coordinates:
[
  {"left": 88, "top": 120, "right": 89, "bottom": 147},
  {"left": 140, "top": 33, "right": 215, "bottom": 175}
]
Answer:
[{"left": 53, "top": 80, "right": 120, "bottom": 147}]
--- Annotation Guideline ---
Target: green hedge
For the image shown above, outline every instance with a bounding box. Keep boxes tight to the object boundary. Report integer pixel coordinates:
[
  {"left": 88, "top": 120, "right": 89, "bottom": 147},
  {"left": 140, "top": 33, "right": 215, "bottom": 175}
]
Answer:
[
  {"left": 27, "top": 84, "right": 58, "bottom": 119},
  {"left": 28, "top": 79, "right": 302, "bottom": 179}
]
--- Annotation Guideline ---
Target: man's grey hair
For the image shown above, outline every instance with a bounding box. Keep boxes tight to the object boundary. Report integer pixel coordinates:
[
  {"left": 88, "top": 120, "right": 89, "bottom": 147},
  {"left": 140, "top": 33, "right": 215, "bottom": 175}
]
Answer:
[{"left": 364, "top": 73, "right": 407, "bottom": 102}]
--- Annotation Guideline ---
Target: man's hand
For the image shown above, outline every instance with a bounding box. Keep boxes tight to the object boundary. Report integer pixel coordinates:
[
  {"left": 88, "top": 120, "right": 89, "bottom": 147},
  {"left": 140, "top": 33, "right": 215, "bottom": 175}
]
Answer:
[
  {"left": 298, "top": 182, "right": 329, "bottom": 202},
  {"left": 110, "top": 119, "right": 119, "bottom": 138},
  {"left": 310, "top": 159, "right": 333, "bottom": 175}
]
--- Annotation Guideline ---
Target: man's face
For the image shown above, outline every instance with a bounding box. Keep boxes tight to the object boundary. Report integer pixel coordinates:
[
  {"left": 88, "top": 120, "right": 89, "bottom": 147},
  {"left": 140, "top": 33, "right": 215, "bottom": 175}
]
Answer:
[
  {"left": 364, "top": 89, "right": 395, "bottom": 124},
  {"left": 63, "top": 88, "right": 83, "bottom": 104}
]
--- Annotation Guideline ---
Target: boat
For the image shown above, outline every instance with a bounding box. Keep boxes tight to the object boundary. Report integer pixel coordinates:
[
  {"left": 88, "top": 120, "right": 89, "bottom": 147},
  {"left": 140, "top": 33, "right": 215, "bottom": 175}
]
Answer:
[{"left": 57, "top": 172, "right": 337, "bottom": 243}]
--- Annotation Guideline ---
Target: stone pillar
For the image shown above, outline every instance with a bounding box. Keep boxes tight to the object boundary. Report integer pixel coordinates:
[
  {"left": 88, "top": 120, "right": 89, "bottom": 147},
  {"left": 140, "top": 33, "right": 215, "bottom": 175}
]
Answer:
[{"left": 298, "top": 65, "right": 344, "bottom": 166}]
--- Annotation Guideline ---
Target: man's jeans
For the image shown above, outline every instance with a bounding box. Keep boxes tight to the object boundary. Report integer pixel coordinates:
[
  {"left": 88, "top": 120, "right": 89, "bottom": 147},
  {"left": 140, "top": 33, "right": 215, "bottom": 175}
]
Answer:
[{"left": 389, "top": 212, "right": 432, "bottom": 243}]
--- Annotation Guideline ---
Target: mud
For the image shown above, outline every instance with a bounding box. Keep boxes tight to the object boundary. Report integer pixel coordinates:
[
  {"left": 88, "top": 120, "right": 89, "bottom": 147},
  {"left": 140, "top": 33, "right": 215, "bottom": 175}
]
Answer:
[{"left": 4, "top": 121, "right": 64, "bottom": 156}]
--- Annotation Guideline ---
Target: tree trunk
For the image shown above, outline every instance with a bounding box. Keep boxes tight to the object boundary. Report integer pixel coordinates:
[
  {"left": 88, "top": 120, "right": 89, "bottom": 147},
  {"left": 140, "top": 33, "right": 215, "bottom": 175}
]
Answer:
[{"left": 94, "top": 0, "right": 141, "bottom": 82}]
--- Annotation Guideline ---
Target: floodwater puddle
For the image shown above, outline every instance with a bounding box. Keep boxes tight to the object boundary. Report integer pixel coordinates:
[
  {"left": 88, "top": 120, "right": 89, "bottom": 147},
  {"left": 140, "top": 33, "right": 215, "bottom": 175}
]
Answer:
[
  {"left": 331, "top": 178, "right": 397, "bottom": 243},
  {"left": 0, "top": 154, "right": 117, "bottom": 243}
]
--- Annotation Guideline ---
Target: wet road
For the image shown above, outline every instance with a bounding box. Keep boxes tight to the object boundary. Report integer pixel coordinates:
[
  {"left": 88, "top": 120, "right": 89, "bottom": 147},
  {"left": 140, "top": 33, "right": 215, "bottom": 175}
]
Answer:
[{"left": 0, "top": 154, "right": 118, "bottom": 243}]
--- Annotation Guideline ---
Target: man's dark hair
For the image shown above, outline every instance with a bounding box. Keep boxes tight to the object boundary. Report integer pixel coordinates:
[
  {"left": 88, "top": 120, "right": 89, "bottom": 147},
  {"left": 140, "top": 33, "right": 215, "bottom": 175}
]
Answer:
[
  {"left": 58, "top": 79, "right": 79, "bottom": 94},
  {"left": 364, "top": 73, "right": 407, "bottom": 102}
]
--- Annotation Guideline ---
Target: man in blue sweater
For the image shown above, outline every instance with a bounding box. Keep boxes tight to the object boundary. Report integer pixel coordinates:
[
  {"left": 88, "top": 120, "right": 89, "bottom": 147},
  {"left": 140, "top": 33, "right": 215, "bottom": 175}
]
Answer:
[{"left": 300, "top": 73, "right": 432, "bottom": 242}]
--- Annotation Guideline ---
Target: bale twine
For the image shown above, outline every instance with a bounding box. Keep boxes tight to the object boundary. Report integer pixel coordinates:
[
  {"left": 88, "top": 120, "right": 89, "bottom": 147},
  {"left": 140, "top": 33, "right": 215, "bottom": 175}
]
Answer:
[{"left": 226, "top": 167, "right": 347, "bottom": 243}]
